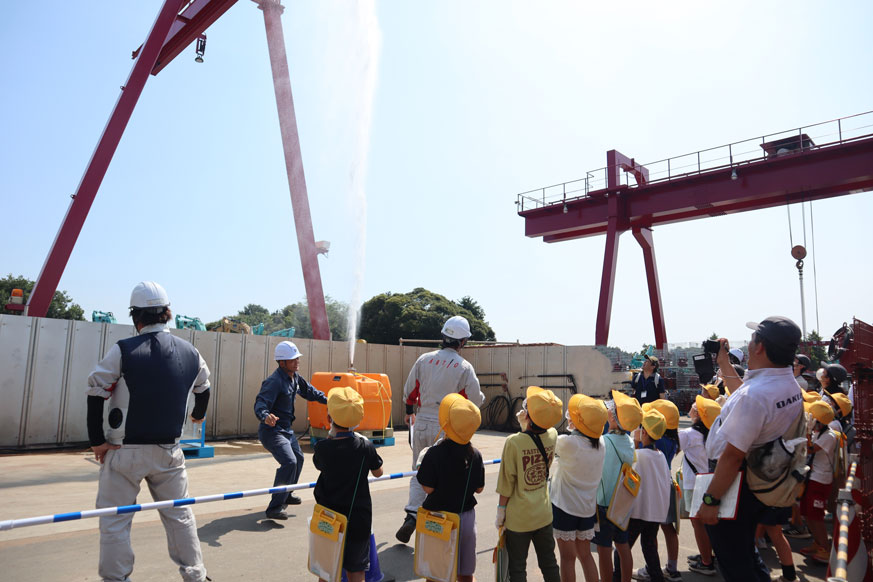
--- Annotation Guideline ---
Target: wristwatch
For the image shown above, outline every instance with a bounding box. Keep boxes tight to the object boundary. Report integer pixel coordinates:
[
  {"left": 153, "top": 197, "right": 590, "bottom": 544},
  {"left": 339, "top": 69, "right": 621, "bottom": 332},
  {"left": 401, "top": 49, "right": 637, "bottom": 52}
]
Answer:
[{"left": 702, "top": 492, "right": 721, "bottom": 507}]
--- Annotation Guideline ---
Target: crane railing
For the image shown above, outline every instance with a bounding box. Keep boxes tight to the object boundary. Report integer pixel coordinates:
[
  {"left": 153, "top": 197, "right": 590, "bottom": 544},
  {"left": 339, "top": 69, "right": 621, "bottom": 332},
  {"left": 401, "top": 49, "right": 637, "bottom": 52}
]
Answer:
[{"left": 516, "top": 110, "right": 873, "bottom": 212}]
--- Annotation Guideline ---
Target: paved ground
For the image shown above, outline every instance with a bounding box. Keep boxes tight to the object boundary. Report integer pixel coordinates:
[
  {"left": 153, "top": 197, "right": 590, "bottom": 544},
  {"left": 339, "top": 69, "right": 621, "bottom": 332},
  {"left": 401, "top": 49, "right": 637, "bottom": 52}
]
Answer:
[{"left": 0, "top": 425, "right": 830, "bottom": 581}]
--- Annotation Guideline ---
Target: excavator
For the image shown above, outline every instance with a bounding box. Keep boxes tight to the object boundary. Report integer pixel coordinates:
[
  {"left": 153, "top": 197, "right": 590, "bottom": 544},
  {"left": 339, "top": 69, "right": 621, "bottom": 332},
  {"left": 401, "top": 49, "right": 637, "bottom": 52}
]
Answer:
[{"left": 209, "top": 317, "right": 252, "bottom": 334}]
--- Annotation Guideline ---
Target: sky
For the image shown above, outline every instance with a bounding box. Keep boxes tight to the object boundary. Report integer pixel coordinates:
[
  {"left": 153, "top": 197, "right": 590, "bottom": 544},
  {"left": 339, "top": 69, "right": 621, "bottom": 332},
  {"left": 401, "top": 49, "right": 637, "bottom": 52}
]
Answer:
[{"left": 1, "top": 0, "right": 872, "bottom": 352}]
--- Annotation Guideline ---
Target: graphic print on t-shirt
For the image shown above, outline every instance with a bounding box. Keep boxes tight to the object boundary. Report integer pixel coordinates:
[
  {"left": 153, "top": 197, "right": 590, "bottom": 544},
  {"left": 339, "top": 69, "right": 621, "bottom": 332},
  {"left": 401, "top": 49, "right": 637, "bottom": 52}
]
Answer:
[{"left": 522, "top": 445, "right": 549, "bottom": 488}]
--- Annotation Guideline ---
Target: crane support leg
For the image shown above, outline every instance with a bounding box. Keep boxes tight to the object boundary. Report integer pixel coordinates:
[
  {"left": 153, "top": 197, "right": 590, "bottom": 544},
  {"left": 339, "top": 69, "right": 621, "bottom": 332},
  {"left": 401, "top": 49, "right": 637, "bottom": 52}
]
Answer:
[
  {"left": 257, "top": 0, "right": 330, "bottom": 340},
  {"left": 26, "top": 0, "right": 184, "bottom": 317},
  {"left": 595, "top": 195, "right": 625, "bottom": 346},
  {"left": 633, "top": 226, "right": 667, "bottom": 349}
]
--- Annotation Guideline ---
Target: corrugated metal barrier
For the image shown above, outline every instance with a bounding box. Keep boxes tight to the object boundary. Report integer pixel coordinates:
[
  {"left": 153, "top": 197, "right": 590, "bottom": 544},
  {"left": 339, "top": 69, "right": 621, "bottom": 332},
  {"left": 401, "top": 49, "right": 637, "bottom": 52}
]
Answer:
[{"left": 0, "top": 315, "right": 622, "bottom": 449}]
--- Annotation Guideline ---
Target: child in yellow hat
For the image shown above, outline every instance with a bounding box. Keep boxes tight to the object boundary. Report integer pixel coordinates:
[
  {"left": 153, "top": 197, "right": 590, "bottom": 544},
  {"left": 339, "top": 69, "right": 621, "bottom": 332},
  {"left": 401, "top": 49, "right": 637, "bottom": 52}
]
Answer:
[
  {"left": 549, "top": 394, "right": 607, "bottom": 582},
  {"left": 619, "top": 408, "right": 672, "bottom": 582},
  {"left": 416, "top": 394, "right": 485, "bottom": 582},
  {"left": 798, "top": 400, "right": 839, "bottom": 563},
  {"left": 593, "top": 391, "right": 641, "bottom": 582},
  {"left": 312, "top": 387, "right": 384, "bottom": 582},
  {"left": 681, "top": 396, "right": 721, "bottom": 576},
  {"left": 495, "top": 387, "right": 563, "bottom": 582},
  {"left": 639, "top": 399, "right": 681, "bottom": 580}
]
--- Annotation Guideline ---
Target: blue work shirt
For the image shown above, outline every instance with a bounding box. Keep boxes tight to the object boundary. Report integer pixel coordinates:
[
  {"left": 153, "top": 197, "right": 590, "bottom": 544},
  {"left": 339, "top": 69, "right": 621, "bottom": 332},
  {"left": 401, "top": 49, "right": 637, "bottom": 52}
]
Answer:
[
  {"left": 631, "top": 372, "right": 665, "bottom": 404},
  {"left": 254, "top": 367, "right": 326, "bottom": 430}
]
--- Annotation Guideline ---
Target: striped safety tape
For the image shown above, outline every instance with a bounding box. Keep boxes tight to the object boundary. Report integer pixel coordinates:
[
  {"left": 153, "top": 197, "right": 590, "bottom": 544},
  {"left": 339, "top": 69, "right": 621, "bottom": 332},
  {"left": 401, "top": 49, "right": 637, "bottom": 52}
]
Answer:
[{"left": 0, "top": 458, "right": 500, "bottom": 531}]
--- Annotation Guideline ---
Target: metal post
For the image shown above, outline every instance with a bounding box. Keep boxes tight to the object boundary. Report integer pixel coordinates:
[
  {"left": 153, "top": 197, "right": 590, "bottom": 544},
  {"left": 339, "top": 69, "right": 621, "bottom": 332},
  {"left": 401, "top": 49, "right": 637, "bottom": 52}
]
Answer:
[
  {"left": 255, "top": 0, "right": 330, "bottom": 340},
  {"left": 26, "top": 0, "right": 185, "bottom": 317},
  {"left": 797, "top": 260, "right": 807, "bottom": 339}
]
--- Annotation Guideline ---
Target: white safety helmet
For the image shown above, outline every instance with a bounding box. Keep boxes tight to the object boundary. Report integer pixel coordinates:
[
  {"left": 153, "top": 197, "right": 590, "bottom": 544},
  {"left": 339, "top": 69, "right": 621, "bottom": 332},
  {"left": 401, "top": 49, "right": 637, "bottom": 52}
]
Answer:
[
  {"left": 129, "top": 281, "right": 170, "bottom": 310},
  {"left": 729, "top": 348, "right": 745, "bottom": 363},
  {"left": 275, "top": 341, "right": 302, "bottom": 361},
  {"left": 441, "top": 316, "right": 472, "bottom": 340}
]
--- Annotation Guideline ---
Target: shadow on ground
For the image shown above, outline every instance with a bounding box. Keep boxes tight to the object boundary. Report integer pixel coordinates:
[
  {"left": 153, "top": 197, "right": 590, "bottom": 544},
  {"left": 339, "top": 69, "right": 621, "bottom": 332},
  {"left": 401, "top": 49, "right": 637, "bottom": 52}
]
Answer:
[
  {"left": 377, "top": 542, "right": 414, "bottom": 582},
  {"left": 198, "top": 512, "right": 292, "bottom": 547}
]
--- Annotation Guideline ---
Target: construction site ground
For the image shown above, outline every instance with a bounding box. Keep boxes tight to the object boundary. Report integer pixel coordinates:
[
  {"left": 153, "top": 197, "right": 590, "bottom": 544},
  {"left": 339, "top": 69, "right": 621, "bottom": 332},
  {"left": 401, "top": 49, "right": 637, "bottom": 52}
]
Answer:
[{"left": 0, "top": 421, "right": 830, "bottom": 581}]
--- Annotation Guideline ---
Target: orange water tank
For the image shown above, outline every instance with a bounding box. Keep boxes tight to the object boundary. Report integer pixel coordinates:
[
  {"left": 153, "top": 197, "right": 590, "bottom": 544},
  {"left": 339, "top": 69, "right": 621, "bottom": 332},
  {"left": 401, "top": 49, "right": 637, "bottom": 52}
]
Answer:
[{"left": 308, "top": 372, "right": 392, "bottom": 431}]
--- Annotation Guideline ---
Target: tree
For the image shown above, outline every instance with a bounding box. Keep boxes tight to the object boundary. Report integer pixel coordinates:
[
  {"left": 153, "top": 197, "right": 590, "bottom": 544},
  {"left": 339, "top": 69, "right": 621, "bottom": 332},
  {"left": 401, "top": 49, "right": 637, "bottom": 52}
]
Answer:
[
  {"left": 211, "top": 297, "right": 350, "bottom": 340},
  {"left": 358, "top": 287, "right": 496, "bottom": 345},
  {"left": 803, "top": 330, "right": 828, "bottom": 371},
  {"left": 457, "top": 296, "right": 485, "bottom": 321},
  {"left": 709, "top": 332, "right": 719, "bottom": 340},
  {"left": 0, "top": 274, "right": 84, "bottom": 320}
]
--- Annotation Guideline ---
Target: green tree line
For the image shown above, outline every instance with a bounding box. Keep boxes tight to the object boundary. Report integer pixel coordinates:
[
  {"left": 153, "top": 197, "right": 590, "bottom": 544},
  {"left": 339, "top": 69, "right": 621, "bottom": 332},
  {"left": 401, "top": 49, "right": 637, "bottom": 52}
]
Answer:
[{"left": 3, "top": 278, "right": 498, "bottom": 344}]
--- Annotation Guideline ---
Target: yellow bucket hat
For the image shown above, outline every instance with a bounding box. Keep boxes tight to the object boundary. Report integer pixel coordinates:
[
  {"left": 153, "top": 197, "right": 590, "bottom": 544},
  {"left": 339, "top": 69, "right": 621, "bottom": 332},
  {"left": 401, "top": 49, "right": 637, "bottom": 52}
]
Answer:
[
  {"left": 694, "top": 394, "right": 722, "bottom": 429},
  {"left": 830, "top": 392, "right": 853, "bottom": 417},
  {"left": 439, "top": 393, "right": 481, "bottom": 445},
  {"left": 327, "top": 386, "right": 364, "bottom": 429},
  {"left": 701, "top": 384, "right": 720, "bottom": 400},
  {"left": 641, "top": 408, "right": 667, "bottom": 441},
  {"left": 643, "top": 399, "right": 679, "bottom": 430},
  {"left": 611, "top": 390, "right": 643, "bottom": 432},
  {"left": 525, "top": 386, "right": 564, "bottom": 429},
  {"left": 806, "top": 399, "right": 835, "bottom": 426},
  {"left": 802, "top": 389, "right": 821, "bottom": 404},
  {"left": 568, "top": 394, "right": 607, "bottom": 439}
]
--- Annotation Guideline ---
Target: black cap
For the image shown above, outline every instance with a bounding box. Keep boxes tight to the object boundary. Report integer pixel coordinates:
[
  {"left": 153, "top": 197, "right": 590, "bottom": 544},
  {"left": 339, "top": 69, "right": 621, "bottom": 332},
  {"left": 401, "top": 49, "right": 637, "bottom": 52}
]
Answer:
[
  {"left": 746, "top": 316, "right": 801, "bottom": 351},
  {"left": 795, "top": 354, "right": 811, "bottom": 368},
  {"left": 824, "top": 363, "right": 848, "bottom": 385}
]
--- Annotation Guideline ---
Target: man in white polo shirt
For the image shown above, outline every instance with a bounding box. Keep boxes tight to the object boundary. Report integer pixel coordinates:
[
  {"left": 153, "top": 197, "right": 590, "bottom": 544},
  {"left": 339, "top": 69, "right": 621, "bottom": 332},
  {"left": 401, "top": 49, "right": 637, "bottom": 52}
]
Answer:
[{"left": 698, "top": 316, "right": 803, "bottom": 582}]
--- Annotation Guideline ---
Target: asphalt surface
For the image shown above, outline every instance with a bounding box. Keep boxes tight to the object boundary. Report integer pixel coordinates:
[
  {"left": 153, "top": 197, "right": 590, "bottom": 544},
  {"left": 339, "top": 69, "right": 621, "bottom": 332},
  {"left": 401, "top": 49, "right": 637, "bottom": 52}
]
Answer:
[{"left": 0, "top": 423, "right": 830, "bottom": 581}]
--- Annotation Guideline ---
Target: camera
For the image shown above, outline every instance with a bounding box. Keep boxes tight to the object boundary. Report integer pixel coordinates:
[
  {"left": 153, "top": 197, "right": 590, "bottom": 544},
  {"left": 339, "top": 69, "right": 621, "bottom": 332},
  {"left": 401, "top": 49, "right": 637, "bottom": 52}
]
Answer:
[
  {"left": 702, "top": 339, "right": 721, "bottom": 354},
  {"left": 692, "top": 353, "right": 715, "bottom": 384}
]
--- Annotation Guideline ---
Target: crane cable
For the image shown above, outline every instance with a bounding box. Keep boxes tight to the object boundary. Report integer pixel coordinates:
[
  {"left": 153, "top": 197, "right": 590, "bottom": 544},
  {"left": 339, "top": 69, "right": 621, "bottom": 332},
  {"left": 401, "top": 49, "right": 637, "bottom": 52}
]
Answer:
[
  {"left": 809, "top": 201, "right": 821, "bottom": 333},
  {"left": 786, "top": 200, "right": 821, "bottom": 334}
]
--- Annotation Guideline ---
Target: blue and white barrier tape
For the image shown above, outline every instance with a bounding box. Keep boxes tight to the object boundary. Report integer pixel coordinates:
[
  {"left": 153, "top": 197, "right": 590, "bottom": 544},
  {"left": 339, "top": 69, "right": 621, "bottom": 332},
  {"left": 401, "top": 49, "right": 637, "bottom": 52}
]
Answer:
[{"left": 0, "top": 458, "right": 500, "bottom": 531}]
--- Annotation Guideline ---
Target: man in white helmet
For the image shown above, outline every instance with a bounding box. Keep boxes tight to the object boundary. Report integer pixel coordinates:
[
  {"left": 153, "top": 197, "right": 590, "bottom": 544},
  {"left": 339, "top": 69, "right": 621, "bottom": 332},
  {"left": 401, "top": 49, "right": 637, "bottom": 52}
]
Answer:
[
  {"left": 254, "top": 340, "right": 327, "bottom": 520},
  {"left": 86, "top": 281, "right": 211, "bottom": 582},
  {"left": 394, "top": 315, "right": 485, "bottom": 542}
]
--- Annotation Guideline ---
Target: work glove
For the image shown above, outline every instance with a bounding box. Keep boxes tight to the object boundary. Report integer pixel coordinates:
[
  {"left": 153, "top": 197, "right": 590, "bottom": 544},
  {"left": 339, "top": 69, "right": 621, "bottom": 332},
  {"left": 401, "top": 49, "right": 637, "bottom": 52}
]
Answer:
[{"left": 495, "top": 505, "right": 506, "bottom": 529}]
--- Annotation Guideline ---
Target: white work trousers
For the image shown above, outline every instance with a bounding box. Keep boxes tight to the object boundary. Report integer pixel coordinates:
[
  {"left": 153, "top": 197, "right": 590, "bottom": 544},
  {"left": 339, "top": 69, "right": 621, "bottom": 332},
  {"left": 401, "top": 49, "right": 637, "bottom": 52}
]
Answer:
[
  {"left": 404, "top": 418, "right": 442, "bottom": 515},
  {"left": 96, "top": 445, "right": 207, "bottom": 582}
]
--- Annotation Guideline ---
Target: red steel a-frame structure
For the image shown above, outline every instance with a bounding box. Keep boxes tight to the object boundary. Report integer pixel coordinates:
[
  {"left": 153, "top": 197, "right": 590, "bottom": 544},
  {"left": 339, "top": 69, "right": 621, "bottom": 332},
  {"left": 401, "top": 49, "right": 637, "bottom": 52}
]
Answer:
[
  {"left": 518, "top": 114, "right": 873, "bottom": 347},
  {"left": 25, "top": 0, "right": 332, "bottom": 340}
]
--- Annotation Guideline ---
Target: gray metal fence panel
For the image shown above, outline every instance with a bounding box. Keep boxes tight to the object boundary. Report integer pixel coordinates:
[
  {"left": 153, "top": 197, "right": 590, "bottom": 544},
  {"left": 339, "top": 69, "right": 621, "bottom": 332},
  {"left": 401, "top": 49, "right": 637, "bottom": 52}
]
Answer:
[
  {"left": 0, "top": 316, "right": 34, "bottom": 447},
  {"left": 25, "top": 318, "right": 71, "bottom": 445},
  {"left": 62, "top": 321, "right": 104, "bottom": 443},
  {"left": 240, "top": 334, "right": 267, "bottom": 435},
  {"left": 215, "top": 334, "right": 244, "bottom": 436},
  {"left": 192, "top": 331, "right": 219, "bottom": 436}
]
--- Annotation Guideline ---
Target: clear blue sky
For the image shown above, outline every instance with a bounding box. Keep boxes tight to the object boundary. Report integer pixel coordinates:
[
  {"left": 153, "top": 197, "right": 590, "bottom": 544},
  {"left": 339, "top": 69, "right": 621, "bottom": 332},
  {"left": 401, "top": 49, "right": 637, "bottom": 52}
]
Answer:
[{"left": 2, "top": 1, "right": 871, "bottom": 352}]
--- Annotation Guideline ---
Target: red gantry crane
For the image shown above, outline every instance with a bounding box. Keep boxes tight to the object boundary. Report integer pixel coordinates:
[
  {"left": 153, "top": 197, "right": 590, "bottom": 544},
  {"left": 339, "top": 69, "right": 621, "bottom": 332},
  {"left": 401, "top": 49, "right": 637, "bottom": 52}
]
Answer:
[
  {"left": 24, "top": 0, "right": 331, "bottom": 340},
  {"left": 518, "top": 112, "right": 873, "bottom": 347}
]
